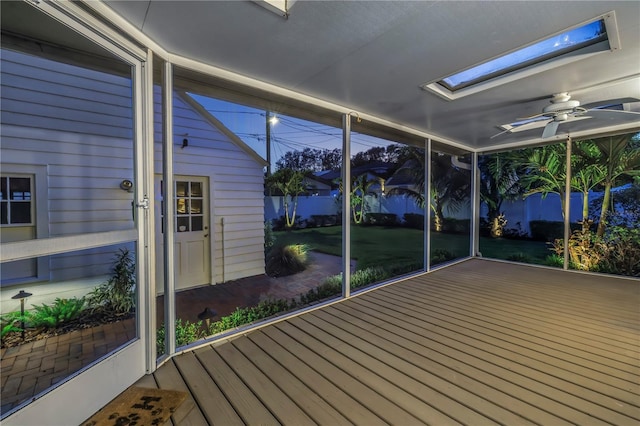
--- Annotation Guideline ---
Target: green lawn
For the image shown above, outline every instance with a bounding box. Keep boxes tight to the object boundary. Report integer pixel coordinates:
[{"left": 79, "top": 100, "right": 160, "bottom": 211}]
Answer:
[{"left": 274, "top": 226, "right": 550, "bottom": 269}]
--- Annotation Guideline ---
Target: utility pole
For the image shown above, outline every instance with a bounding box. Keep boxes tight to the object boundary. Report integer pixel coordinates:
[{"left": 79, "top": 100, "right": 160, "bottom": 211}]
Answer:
[{"left": 266, "top": 110, "right": 272, "bottom": 176}]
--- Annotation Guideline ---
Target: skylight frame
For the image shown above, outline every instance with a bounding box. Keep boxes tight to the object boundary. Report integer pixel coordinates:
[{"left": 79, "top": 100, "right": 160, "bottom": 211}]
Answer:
[{"left": 421, "top": 12, "right": 621, "bottom": 101}]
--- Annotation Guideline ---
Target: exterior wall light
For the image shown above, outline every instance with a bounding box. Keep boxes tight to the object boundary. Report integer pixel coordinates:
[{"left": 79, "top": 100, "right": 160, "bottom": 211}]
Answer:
[{"left": 120, "top": 179, "right": 133, "bottom": 192}]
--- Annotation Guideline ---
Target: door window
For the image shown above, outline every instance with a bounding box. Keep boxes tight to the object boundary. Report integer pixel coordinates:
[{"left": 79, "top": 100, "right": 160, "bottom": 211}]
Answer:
[{"left": 160, "top": 180, "right": 205, "bottom": 232}]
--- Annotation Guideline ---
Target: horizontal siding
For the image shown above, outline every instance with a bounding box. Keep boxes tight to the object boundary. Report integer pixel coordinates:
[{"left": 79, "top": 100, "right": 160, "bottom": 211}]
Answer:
[{"left": 1, "top": 49, "right": 265, "bottom": 286}]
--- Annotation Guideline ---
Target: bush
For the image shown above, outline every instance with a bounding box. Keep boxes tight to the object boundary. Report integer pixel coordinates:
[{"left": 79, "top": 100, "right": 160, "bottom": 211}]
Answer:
[
  {"left": 600, "top": 226, "right": 640, "bottom": 276},
  {"left": 265, "top": 244, "right": 309, "bottom": 277},
  {"left": 264, "top": 221, "right": 276, "bottom": 253},
  {"left": 544, "top": 254, "right": 564, "bottom": 267},
  {"left": 364, "top": 213, "right": 398, "bottom": 227},
  {"left": 309, "top": 214, "right": 337, "bottom": 227},
  {"left": 505, "top": 253, "right": 532, "bottom": 263},
  {"left": 439, "top": 218, "right": 470, "bottom": 234},
  {"left": 87, "top": 248, "right": 136, "bottom": 314},
  {"left": 431, "top": 248, "right": 456, "bottom": 265},
  {"left": 30, "top": 297, "right": 86, "bottom": 329},
  {"left": 208, "top": 299, "right": 296, "bottom": 335},
  {"left": 403, "top": 213, "right": 425, "bottom": 230},
  {"left": 529, "top": 220, "right": 580, "bottom": 242}
]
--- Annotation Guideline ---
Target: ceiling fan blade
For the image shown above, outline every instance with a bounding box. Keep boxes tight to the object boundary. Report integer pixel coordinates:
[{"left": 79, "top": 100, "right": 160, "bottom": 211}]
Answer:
[
  {"left": 541, "top": 121, "right": 560, "bottom": 139},
  {"left": 584, "top": 108, "right": 640, "bottom": 120},
  {"left": 517, "top": 112, "right": 548, "bottom": 120}
]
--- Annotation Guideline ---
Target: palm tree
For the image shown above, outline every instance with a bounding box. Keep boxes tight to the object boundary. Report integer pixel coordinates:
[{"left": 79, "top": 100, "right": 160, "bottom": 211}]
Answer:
[
  {"left": 336, "top": 173, "right": 378, "bottom": 224},
  {"left": 265, "top": 168, "right": 307, "bottom": 229},
  {"left": 479, "top": 153, "right": 523, "bottom": 237},
  {"left": 387, "top": 149, "right": 470, "bottom": 231},
  {"left": 592, "top": 134, "right": 640, "bottom": 236}
]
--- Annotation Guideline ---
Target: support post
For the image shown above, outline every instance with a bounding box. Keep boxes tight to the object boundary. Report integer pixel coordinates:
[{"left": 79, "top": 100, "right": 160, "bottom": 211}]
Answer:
[
  {"left": 563, "top": 137, "right": 572, "bottom": 270},
  {"left": 471, "top": 151, "right": 480, "bottom": 257},
  {"left": 342, "top": 114, "right": 352, "bottom": 298},
  {"left": 424, "top": 139, "right": 431, "bottom": 272},
  {"left": 162, "top": 61, "right": 176, "bottom": 356}
]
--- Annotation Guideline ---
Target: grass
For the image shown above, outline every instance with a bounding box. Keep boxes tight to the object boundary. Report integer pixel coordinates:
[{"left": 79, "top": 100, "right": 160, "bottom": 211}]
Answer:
[{"left": 274, "top": 225, "right": 550, "bottom": 269}]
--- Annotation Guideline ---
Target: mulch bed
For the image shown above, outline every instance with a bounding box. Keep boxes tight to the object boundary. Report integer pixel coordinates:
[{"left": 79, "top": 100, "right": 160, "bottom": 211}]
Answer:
[{"left": 1, "top": 311, "right": 135, "bottom": 349}]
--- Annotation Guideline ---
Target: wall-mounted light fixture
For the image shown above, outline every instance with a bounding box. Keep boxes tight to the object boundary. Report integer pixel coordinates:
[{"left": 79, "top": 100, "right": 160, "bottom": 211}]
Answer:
[
  {"left": 181, "top": 138, "right": 189, "bottom": 149},
  {"left": 120, "top": 179, "right": 133, "bottom": 192}
]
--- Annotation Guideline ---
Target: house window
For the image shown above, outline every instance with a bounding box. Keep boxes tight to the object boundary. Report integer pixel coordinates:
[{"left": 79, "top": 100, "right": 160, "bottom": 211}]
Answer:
[{"left": 0, "top": 175, "right": 33, "bottom": 226}]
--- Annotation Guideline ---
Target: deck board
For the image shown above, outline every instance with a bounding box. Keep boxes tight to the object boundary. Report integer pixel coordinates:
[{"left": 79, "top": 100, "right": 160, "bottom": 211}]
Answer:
[{"left": 138, "top": 259, "right": 640, "bottom": 425}]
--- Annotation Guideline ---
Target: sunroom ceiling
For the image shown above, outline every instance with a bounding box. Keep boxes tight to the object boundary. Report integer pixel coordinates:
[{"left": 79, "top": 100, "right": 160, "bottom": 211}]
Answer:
[{"left": 8, "top": 1, "right": 640, "bottom": 151}]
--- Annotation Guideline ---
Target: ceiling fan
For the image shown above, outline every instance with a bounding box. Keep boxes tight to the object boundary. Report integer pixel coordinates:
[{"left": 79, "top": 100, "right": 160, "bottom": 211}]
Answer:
[{"left": 492, "top": 92, "right": 640, "bottom": 139}]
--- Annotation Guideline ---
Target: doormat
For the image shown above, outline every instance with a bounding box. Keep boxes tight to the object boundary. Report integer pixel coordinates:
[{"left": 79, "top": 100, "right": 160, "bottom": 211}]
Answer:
[{"left": 82, "top": 386, "right": 187, "bottom": 426}]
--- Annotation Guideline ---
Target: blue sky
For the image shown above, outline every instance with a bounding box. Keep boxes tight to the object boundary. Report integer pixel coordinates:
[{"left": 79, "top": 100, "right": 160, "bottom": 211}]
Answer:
[{"left": 189, "top": 94, "right": 393, "bottom": 170}]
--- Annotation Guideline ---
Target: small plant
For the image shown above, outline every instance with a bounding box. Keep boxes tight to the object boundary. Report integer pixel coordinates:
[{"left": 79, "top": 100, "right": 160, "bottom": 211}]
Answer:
[
  {"left": 265, "top": 244, "right": 309, "bottom": 277},
  {"left": 1, "top": 311, "right": 28, "bottom": 341},
  {"left": 544, "top": 254, "right": 564, "bottom": 268},
  {"left": 30, "top": 297, "right": 86, "bottom": 329},
  {"left": 88, "top": 248, "right": 136, "bottom": 314}
]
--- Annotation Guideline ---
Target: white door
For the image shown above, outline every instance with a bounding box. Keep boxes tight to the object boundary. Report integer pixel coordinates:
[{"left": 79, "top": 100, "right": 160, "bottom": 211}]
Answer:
[{"left": 155, "top": 175, "right": 211, "bottom": 292}]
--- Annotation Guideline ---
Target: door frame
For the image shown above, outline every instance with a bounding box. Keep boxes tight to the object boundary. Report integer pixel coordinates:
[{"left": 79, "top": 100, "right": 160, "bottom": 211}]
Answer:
[{"left": 0, "top": 2, "right": 152, "bottom": 425}]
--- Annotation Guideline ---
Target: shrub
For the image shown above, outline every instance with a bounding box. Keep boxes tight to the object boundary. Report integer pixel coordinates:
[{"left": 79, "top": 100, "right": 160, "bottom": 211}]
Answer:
[
  {"left": 208, "top": 299, "right": 296, "bottom": 335},
  {"left": 264, "top": 221, "right": 276, "bottom": 253},
  {"left": 431, "top": 248, "right": 456, "bottom": 265},
  {"left": 600, "top": 226, "right": 640, "bottom": 276},
  {"left": 544, "top": 254, "right": 564, "bottom": 267},
  {"left": 265, "top": 244, "right": 309, "bottom": 277},
  {"left": 403, "top": 213, "right": 425, "bottom": 230},
  {"left": 505, "top": 253, "right": 532, "bottom": 263},
  {"left": 87, "top": 249, "right": 136, "bottom": 314},
  {"left": 529, "top": 220, "right": 581, "bottom": 242},
  {"left": 30, "top": 297, "right": 86, "bottom": 329},
  {"left": 157, "top": 319, "right": 205, "bottom": 356},
  {"left": 309, "top": 214, "right": 337, "bottom": 227},
  {"left": 364, "top": 213, "right": 398, "bottom": 227}
]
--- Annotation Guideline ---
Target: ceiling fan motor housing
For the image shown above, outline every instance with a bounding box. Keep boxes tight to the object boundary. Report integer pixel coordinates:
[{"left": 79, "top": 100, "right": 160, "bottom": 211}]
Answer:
[{"left": 543, "top": 93, "right": 581, "bottom": 119}]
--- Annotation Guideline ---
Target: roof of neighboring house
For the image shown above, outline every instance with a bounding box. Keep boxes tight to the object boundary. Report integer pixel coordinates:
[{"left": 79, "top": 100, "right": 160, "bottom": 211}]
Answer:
[{"left": 178, "top": 91, "right": 268, "bottom": 167}]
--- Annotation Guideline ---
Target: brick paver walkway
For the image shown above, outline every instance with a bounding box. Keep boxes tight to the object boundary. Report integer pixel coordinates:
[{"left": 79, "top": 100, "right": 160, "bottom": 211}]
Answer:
[{"left": 1, "top": 252, "right": 352, "bottom": 416}]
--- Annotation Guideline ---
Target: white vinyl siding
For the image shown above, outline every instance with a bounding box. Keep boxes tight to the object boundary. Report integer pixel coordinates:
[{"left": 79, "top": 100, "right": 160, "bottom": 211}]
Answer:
[
  {"left": 154, "top": 88, "right": 266, "bottom": 283},
  {"left": 1, "top": 48, "right": 265, "bottom": 288}
]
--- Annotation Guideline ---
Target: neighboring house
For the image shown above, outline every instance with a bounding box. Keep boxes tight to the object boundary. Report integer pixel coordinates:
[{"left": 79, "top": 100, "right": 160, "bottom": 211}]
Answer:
[{"left": 0, "top": 49, "right": 267, "bottom": 308}]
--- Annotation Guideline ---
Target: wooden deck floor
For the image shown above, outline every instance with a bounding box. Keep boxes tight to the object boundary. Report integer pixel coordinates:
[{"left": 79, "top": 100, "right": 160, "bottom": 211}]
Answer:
[{"left": 136, "top": 259, "right": 640, "bottom": 425}]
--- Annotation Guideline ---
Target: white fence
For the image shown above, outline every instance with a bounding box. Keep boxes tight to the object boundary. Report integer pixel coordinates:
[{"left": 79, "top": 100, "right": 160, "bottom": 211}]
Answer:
[{"left": 266, "top": 191, "right": 594, "bottom": 236}]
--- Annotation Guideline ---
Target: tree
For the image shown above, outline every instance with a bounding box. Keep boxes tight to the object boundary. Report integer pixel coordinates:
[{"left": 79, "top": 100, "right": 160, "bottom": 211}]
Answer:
[
  {"left": 386, "top": 149, "right": 470, "bottom": 231},
  {"left": 336, "top": 174, "right": 378, "bottom": 224},
  {"left": 592, "top": 134, "right": 640, "bottom": 236},
  {"left": 514, "top": 135, "right": 639, "bottom": 234},
  {"left": 265, "top": 168, "right": 307, "bottom": 229},
  {"left": 478, "top": 153, "right": 523, "bottom": 237},
  {"left": 275, "top": 148, "right": 342, "bottom": 172}
]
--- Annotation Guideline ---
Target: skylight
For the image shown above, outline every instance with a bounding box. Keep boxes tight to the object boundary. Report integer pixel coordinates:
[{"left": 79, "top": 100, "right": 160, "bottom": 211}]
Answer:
[
  {"left": 439, "top": 19, "right": 607, "bottom": 92},
  {"left": 421, "top": 13, "right": 619, "bottom": 100}
]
